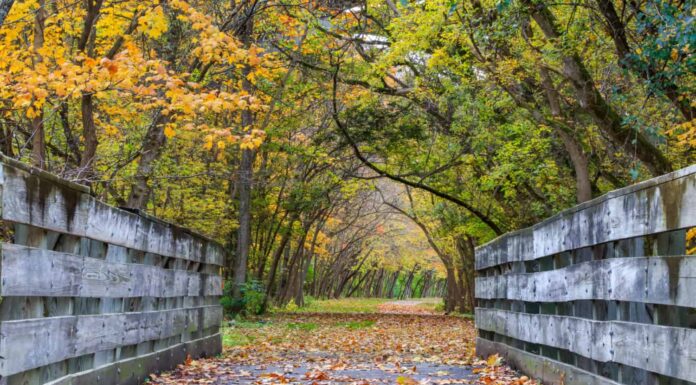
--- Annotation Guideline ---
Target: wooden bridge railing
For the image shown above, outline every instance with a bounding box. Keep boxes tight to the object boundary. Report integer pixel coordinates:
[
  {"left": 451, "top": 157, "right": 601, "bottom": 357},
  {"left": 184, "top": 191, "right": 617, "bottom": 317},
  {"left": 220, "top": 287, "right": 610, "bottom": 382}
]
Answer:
[
  {"left": 475, "top": 165, "right": 696, "bottom": 385},
  {"left": 0, "top": 156, "right": 224, "bottom": 385}
]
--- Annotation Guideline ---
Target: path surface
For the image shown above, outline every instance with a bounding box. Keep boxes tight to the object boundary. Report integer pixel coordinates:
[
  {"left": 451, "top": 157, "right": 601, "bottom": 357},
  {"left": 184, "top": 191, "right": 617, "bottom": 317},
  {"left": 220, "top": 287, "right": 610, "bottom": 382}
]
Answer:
[
  {"left": 148, "top": 301, "right": 534, "bottom": 385},
  {"left": 377, "top": 299, "right": 444, "bottom": 314}
]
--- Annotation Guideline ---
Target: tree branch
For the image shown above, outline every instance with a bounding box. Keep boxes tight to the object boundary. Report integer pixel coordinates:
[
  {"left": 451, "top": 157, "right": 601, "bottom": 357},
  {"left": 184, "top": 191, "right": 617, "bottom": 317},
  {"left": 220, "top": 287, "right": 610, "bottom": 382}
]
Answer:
[{"left": 330, "top": 67, "right": 504, "bottom": 236}]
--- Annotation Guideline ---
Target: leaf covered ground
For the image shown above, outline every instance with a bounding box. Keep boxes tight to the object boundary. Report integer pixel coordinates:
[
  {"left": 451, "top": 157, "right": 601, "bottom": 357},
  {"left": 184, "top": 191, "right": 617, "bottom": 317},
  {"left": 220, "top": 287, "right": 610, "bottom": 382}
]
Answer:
[{"left": 148, "top": 301, "right": 535, "bottom": 385}]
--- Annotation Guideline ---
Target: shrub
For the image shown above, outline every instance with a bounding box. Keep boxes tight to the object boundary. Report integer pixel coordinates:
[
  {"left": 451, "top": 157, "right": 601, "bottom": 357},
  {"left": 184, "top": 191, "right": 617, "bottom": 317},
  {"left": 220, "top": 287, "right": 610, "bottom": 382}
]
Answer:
[
  {"left": 220, "top": 280, "right": 266, "bottom": 317},
  {"left": 284, "top": 298, "right": 299, "bottom": 312}
]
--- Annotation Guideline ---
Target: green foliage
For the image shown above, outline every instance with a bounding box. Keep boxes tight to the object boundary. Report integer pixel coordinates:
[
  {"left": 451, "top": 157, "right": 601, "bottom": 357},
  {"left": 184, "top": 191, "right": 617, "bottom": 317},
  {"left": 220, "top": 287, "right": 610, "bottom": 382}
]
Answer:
[
  {"left": 416, "top": 298, "right": 445, "bottom": 313},
  {"left": 286, "top": 322, "right": 318, "bottom": 331},
  {"left": 343, "top": 100, "right": 427, "bottom": 148},
  {"left": 432, "top": 301, "right": 445, "bottom": 313},
  {"left": 221, "top": 280, "right": 266, "bottom": 317},
  {"left": 221, "top": 320, "right": 268, "bottom": 348},
  {"left": 278, "top": 298, "right": 390, "bottom": 314},
  {"left": 284, "top": 299, "right": 300, "bottom": 312},
  {"left": 633, "top": 0, "right": 695, "bottom": 96}
]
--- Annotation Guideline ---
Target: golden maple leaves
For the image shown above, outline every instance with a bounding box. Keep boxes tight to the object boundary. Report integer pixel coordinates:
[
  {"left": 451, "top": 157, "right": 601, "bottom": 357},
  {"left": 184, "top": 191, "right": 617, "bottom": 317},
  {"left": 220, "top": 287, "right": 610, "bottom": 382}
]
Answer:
[{"left": 0, "top": 0, "right": 280, "bottom": 150}]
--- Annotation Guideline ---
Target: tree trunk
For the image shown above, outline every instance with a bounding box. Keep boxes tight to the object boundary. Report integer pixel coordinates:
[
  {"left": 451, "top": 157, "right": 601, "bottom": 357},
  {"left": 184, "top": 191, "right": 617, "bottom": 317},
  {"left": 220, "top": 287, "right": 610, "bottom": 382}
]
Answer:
[
  {"left": 263, "top": 215, "right": 297, "bottom": 304},
  {"left": 79, "top": 94, "right": 98, "bottom": 182},
  {"left": 444, "top": 267, "right": 459, "bottom": 313},
  {"left": 347, "top": 269, "right": 372, "bottom": 298},
  {"left": 233, "top": 147, "right": 254, "bottom": 299},
  {"left": 538, "top": 67, "right": 592, "bottom": 203},
  {"left": 74, "top": 0, "right": 104, "bottom": 183},
  {"left": 30, "top": 0, "right": 47, "bottom": 169},
  {"left": 386, "top": 270, "right": 400, "bottom": 298},
  {"left": 126, "top": 115, "right": 168, "bottom": 209},
  {"left": 399, "top": 266, "right": 417, "bottom": 299},
  {"left": 525, "top": 0, "right": 672, "bottom": 176},
  {"left": 0, "top": 121, "right": 13, "bottom": 156},
  {"left": 231, "top": 7, "right": 256, "bottom": 301}
]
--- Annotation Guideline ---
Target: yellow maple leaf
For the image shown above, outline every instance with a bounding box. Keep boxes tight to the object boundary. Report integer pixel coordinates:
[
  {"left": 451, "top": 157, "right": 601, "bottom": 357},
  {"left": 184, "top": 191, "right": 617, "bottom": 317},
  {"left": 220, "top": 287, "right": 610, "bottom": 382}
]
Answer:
[
  {"left": 164, "top": 125, "right": 176, "bottom": 139},
  {"left": 486, "top": 354, "right": 502, "bottom": 367}
]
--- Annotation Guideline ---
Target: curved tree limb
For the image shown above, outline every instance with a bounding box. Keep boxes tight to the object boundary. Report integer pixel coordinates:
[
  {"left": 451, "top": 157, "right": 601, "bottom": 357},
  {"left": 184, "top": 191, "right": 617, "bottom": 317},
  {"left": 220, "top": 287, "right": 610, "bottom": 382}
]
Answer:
[{"left": 330, "top": 67, "right": 504, "bottom": 236}]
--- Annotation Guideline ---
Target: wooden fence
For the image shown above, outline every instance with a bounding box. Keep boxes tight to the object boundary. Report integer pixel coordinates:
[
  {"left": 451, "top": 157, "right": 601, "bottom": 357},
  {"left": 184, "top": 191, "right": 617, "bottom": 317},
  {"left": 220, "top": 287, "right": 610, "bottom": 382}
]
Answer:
[
  {"left": 0, "top": 156, "right": 224, "bottom": 385},
  {"left": 474, "top": 165, "right": 696, "bottom": 385}
]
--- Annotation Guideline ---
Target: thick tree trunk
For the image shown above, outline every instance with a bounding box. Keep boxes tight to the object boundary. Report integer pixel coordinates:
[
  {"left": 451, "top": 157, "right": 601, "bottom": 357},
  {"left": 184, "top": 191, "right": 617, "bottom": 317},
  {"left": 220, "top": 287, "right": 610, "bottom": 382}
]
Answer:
[
  {"left": 538, "top": 68, "right": 592, "bottom": 203},
  {"left": 455, "top": 236, "right": 477, "bottom": 313},
  {"left": 232, "top": 146, "right": 254, "bottom": 299},
  {"left": 126, "top": 115, "right": 168, "bottom": 209},
  {"left": 79, "top": 94, "right": 98, "bottom": 181},
  {"left": 294, "top": 250, "right": 312, "bottom": 306},
  {"left": 558, "top": 130, "right": 592, "bottom": 203},
  {"left": 444, "top": 267, "right": 459, "bottom": 313},
  {"left": 59, "top": 103, "right": 80, "bottom": 165},
  {"left": 231, "top": 7, "right": 256, "bottom": 301},
  {"left": 76, "top": 0, "right": 104, "bottom": 184}
]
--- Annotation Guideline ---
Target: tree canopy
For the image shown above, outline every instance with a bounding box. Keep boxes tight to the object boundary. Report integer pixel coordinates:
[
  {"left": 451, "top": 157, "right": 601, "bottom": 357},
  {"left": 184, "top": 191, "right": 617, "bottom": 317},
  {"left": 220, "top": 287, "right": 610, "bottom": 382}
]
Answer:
[{"left": 0, "top": 0, "right": 693, "bottom": 312}]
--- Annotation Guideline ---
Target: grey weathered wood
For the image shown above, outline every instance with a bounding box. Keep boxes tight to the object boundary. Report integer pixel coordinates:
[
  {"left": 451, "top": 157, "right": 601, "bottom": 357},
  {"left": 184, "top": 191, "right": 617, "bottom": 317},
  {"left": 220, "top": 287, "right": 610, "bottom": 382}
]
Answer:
[
  {"left": 475, "top": 308, "right": 696, "bottom": 382},
  {"left": 0, "top": 244, "right": 223, "bottom": 298},
  {"left": 0, "top": 306, "right": 222, "bottom": 376},
  {"left": 476, "top": 338, "right": 622, "bottom": 385},
  {"left": 476, "top": 165, "right": 696, "bottom": 269},
  {"left": 0, "top": 161, "right": 225, "bottom": 266},
  {"left": 0, "top": 155, "right": 224, "bottom": 384},
  {"left": 40, "top": 333, "right": 222, "bottom": 385},
  {"left": 475, "top": 256, "right": 696, "bottom": 307},
  {"left": 475, "top": 165, "right": 696, "bottom": 385}
]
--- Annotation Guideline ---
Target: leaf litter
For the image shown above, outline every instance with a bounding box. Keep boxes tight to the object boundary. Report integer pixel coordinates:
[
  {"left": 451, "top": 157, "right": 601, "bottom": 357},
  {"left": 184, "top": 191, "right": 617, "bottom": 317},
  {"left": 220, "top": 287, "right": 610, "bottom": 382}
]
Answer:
[{"left": 148, "top": 305, "right": 536, "bottom": 385}]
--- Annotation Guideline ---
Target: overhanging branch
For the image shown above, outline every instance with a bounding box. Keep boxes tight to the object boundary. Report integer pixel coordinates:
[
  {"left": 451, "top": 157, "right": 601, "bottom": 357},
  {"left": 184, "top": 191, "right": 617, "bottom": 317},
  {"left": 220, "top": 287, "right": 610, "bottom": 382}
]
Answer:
[{"left": 330, "top": 67, "right": 504, "bottom": 236}]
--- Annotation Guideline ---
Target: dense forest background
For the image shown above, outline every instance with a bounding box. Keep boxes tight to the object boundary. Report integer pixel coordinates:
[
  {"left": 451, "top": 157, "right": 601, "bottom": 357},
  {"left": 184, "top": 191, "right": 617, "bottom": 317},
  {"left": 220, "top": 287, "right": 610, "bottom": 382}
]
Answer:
[{"left": 0, "top": 0, "right": 693, "bottom": 314}]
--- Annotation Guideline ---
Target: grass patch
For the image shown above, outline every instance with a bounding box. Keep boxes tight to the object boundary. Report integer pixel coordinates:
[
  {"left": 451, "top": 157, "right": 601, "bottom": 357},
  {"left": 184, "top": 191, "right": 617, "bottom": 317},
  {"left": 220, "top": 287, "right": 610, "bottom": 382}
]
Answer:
[
  {"left": 416, "top": 298, "right": 445, "bottom": 312},
  {"left": 222, "top": 330, "right": 256, "bottom": 347},
  {"left": 335, "top": 320, "right": 376, "bottom": 329},
  {"left": 221, "top": 319, "right": 267, "bottom": 348},
  {"left": 286, "top": 322, "right": 318, "bottom": 331},
  {"left": 280, "top": 297, "right": 389, "bottom": 314}
]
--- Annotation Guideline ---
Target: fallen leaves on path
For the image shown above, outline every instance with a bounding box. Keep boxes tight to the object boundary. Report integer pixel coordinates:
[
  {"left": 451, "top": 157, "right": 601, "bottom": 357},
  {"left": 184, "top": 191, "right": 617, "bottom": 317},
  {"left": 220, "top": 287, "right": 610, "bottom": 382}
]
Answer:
[
  {"left": 377, "top": 300, "right": 442, "bottom": 315},
  {"left": 147, "top": 313, "right": 536, "bottom": 385}
]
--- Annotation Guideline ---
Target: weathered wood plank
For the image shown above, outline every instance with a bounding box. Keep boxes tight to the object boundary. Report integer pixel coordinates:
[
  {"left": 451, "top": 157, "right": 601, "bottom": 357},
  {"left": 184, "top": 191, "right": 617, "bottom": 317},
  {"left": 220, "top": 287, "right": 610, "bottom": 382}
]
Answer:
[
  {"left": 0, "top": 157, "right": 225, "bottom": 384},
  {"left": 0, "top": 164, "right": 90, "bottom": 238},
  {"left": 0, "top": 244, "right": 223, "bottom": 298},
  {"left": 475, "top": 308, "right": 696, "bottom": 382},
  {"left": 476, "top": 337, "right": 621, "bottom": 385},
  {"left": 475, "top": 256, "right": 696, "bottom": 307},
  {"left": 40, "top": 333, "right": 222, "bottom": 385},
  {"left": 476, "top": 165, "right": 696, "bottom": 269},
  {"left": 0, "top": 306, "right": 222, "bottom": 376},
  {"left": 0, "top": 161, "right": 225, "bottom": 266}
]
